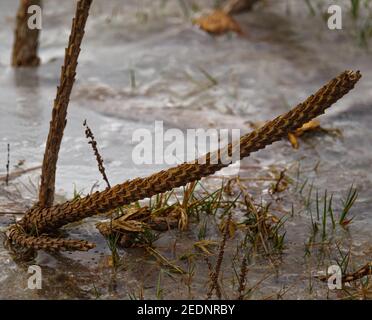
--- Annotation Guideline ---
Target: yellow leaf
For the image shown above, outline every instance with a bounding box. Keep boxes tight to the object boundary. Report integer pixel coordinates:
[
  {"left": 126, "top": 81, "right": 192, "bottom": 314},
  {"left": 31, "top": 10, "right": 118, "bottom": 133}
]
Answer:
[
  {"left": 193, "top": 10, "right": 243, "bottom": 35},
  {"left": 295, "top": 120, "right": 320, "bottom": 136},
  {"left": 288, "top": 132, "right": 299, "bottom": 149}
]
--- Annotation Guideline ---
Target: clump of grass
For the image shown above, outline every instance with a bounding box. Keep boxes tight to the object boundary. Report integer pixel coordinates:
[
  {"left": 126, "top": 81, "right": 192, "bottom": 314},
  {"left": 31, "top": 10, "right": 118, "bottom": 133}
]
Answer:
[
  {"left": 298, "top": 179, "right": 359, "bottom": 242},
  {"left": 339, "top": 185, "right": 358, "bottom": 227},
  {"left": 72, "top": 183, "right": 83, "bottom": 200},
  {"left": 106, "top": 233, "right": 121, "bottom": 268},
  {"left": 242, "top": 194, "right": 286, "bottom": 254}
]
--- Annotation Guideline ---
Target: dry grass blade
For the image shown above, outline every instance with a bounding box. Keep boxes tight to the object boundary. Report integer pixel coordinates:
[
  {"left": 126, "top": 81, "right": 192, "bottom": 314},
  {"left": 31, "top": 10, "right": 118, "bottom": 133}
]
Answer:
[
  {"left": 146, "top": 247, "right": 186, "bottom": 274},
  {"left": 7, "top": 70, "right": 362, "bottom": 251}
]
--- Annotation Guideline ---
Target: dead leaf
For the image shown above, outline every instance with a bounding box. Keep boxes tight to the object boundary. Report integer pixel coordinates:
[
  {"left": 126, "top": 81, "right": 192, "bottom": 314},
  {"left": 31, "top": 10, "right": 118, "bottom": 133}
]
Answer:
[
  {"left": 193, "top": 10, "right": 243, "bottom": 35},
  {"left": 288, "top": 132, "right": 299, "bottom": 149},
  {"left": 288, "top": 120, "right": 321, "bottom": 149},
  {"left": 295, "top": 120, "right": 320, "bottom": 136}
]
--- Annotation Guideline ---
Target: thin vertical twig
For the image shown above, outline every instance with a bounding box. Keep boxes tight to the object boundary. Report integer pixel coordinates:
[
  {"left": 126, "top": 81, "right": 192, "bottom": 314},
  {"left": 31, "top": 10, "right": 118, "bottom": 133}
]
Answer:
[
  {"left": 38, "top": 0, "right": 93, "bottom": 207},
  {"left": 83, "top": 120, "right": 111, "bottom": 189},
  {"left": 207, "top": 211, "right": 232, "bottom": 299},
  {"left": 5, "top": 144, "right": 10, "bottom": 186},
  {"left": 237, "top": 255, "right": 248, "bottom": 300}
]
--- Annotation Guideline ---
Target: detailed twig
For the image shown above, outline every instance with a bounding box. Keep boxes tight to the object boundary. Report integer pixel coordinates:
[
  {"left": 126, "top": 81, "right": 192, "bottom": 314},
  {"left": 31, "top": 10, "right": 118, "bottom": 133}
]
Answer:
[
  {"left": 5, "top": 144, "right": 10, "bottom": 186},
  {"left": 237, "top": 255, "right": 248, "bottom": 300},
  {"left": 207, "top": 211, "right": 232, "bottom": 299},
  {"left": 205, "top": 257, "right": 222, "bottom": 299},
  {"left": 38, "top": 0, "right": 93, "bottom": 208},
  {"left": 7, "top": 70, "right": 362, "bottom": 251},
  {"left": 12, "top": 0, "right": 42, "bottom": 67},
  {"left": 83, "top": 120, "right": 111, "bottom": 189}
]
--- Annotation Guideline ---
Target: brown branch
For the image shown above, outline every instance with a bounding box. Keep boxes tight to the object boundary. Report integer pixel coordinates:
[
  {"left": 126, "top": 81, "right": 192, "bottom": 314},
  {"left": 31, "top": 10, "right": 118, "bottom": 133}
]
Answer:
[
  {"left": 38, "top": 0, "right": 93, "bottom": 208},
  {"left": 12, "top": 0, "right": 42, "bottom": 67},
  {"left": 7, "top": 70, "right": 362, "bottom": 251}
]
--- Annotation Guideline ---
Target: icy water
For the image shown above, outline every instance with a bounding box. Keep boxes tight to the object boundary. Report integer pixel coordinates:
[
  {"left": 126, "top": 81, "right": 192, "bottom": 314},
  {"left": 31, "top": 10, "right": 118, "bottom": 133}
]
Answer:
[{"left": 0, "top": 0, "right": 371, "bottom": 299}]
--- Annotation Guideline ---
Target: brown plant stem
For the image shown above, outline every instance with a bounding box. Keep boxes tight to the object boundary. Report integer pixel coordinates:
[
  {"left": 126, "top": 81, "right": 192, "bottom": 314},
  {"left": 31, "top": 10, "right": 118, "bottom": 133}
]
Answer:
[
  {"left": 7, "top": 70, "right": 362, "bottom": 251},
  {"left": 12, "top": 0, "right": 42, "bottom": 67},
  {"left": 237, "top": 255, "right": 248, "bottom": 300},
  {"left": 83, "top": 120, "right": 111, "bottom": 189},
  {"left": 207, "top": 211, "right": 232, "bottom": 299},
  {"left": 38, "top": 0, "right": 93, "bottom": 208}
]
